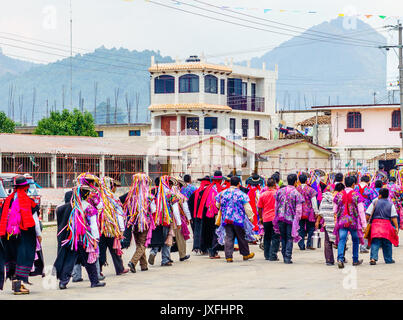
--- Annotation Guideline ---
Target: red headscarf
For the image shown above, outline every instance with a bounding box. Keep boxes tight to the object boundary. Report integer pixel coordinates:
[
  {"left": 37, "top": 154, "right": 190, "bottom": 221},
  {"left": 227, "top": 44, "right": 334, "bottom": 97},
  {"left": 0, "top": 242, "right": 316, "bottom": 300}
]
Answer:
[
  {"left": 247, "top": 185, "right": 261, "bottom": 231},
  {"left": 193, "top": 180, "right": 211, "bottom": 219},
  {"left": 0, "top": 187, "right": 36, "bottom": 237}
]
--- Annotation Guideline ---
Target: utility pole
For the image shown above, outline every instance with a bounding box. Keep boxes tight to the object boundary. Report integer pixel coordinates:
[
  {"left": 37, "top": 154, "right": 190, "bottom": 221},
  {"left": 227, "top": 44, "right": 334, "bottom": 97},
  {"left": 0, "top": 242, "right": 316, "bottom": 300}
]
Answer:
[
  {"left": 31, "top": 87, "right": 36, "bottom": 125},
  {"left": 70, "top": 0, "right": 73, "bottom": 109},
  {"left": 380, "top": 22, "right": 403, "bottom": 157}
]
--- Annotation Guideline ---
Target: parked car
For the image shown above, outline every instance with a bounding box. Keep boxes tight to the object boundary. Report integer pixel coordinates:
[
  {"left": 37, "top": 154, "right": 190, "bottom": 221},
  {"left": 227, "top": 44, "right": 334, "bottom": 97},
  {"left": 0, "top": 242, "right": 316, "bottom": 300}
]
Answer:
[
  {"left": 0, "top": 174, "right": 42, "bottom": 208},
  {"left": 0, "top": 176, "right": 8, "bottom": 207}
]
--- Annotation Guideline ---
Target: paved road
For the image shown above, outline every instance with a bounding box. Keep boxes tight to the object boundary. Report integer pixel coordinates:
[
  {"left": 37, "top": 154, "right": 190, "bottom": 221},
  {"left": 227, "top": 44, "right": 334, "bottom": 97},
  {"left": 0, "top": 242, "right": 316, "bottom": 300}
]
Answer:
[{"left": 1, "top": 226, "right": 402, "bottom": 299}]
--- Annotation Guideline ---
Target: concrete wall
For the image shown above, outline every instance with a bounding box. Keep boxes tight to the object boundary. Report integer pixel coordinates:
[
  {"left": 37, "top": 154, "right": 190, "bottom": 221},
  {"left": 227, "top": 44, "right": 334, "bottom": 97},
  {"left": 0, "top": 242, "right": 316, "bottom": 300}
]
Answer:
[
  {"left": 331, "top": 107, "right": 401, "bottom": 147},
  {"left": 96, "top": 125, "right": 151, "bottom": 138},
  {"left": 257, "top": 142, "right": 332, "bottom": 180}
]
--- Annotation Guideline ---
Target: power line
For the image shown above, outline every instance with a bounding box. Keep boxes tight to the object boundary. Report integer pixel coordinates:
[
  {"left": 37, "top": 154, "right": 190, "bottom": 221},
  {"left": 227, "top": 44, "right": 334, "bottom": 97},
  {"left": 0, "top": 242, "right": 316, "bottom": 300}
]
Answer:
[
  {"left": 3, "top": 52, "right": 142, "bottom": 76},
  {"left": 206, "top": 28, "right": 388, "bottom": 58},
  {"left": 0, "top": 41, "right": 149, "bottom": 72},
  {"left": 191, "top": 0, "right": 386, "bottom": 46},
  {"left": 146, "top": 0, "right": 378, "bottom": 48},
  {"left": 0, "top": 33, "right": 153, "bottom": 69},
  {"left": 0, "top": 31, "right": 153, "bottom": 68}
]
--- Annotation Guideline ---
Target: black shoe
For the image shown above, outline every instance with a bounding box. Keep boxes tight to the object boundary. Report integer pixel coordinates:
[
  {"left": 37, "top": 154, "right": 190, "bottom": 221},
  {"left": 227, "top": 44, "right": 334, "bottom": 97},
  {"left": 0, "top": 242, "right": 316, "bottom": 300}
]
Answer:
[
  {"left": 161, "top": 262, "right": 173, "bottom": 266},
  {"left": 128, "top": 262, "right": 136, "bottom": 273},
  {"left": 326, "top": 262, "right": 334, "bottom": 266},
  {"left": 98, "top": 275, "right": 105, "bottom": 281},
  {"left": 169, "top": 259, "right": 174, "bottom": 263},
  {"left": 352, "top": 259, "right": 363, "bottom": 266},
  {"left": 269, "top": 257, "right": 280, "bottom": 261},
  {"left": 59, "top": 282, "right": 67, "bottom": 290},
  {"left": 299, "top": 247, "right": 306, "bottom": 251},
  {"left": 385, "top": 259, "right": 395, "bottom": 264},
  {"left": 338, "top": 261, "right": 344, "bottom": 269},
  {"left": 91, "top": 282, "right": 106, "bottom": 288},
  {"left": 284, "top": 260, "right": 293, "bottom": 264},
  {"left": 72, "top": 278, "right": 83, "bottom": 283},
  {"left": 370, "top": 259, "right": 376, "bottom": 265},
  {"left": 307, "top": 247, "right": 316, "bottom": 250},
  {"left": 180, "top": 255, "right": 190, "bottom": 262},
  {"left": 141, "top": 267, "right": 148, "bottom": 271}
]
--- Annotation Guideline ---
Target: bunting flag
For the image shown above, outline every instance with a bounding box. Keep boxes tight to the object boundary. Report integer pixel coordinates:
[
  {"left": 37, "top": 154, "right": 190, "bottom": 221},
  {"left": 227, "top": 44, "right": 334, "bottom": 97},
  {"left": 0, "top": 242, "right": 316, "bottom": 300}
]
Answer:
[{"left": 124, "top": 0, "right": 401, "bottom": 20}]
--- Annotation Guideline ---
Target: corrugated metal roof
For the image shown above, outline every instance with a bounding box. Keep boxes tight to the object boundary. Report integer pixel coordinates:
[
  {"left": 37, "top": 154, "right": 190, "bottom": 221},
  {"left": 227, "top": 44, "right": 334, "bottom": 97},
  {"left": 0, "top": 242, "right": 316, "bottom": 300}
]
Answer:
[
  {"left": 0, "top": 134, "right": 178, "bottom": 157},
  {"left": 250, "top": 139, "right": 334, "bottom": 155}
]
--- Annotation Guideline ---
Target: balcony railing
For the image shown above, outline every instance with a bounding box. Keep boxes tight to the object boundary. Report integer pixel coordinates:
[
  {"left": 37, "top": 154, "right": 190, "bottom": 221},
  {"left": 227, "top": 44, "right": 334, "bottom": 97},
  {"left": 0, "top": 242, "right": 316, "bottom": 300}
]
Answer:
[{"left": 227, "top": 95, "right": 265, "bottom": 112}]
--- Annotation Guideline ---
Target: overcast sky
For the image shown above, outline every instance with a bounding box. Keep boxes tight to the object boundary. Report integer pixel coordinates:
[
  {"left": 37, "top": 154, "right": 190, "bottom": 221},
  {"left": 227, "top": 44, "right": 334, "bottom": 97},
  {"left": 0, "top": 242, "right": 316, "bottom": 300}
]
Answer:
[{"left": 0, "top": 0, "right": 402, "bottom": 77}]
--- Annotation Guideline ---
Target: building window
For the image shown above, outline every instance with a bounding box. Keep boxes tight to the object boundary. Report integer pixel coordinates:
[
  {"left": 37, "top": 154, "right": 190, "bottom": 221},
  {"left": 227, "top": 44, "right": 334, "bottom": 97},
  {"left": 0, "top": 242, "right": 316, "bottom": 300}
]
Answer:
[
  {"left": 251, "top": 83, "right": 256, "bottom": 97},
  {"left": 129, "top": 130, "right": 141, "bottom": 136},
  {"left": 204, "top": 75, "right": 218, "bottom": 94},
  {"left": 154, "top": 75, "right": 174, "bottom": 94},
  {"left": 392, "top": 110, "right": 401, "bottom": 128},
  {"left": 242, "top": 119, "right": 249, "bottom": 137},
  {"left": 346, "top": 112, "right": 362, "bottom": 131},
  {"left": 230, "top": 118, "right": 236, "bottom": 134},
  {"left": 220, "top": 79, "right": 225, "bottom": 95},
  {"left": 242, "top": 82, "right": 247, "bottom": 96},
  {"left": 96, "top": 131, "right": 103, "bottom": 137},
  {"left": 227, "top": 78, "right": 242, "bottom": 96},
  {"left": 204, "top": 117, "right": 218, "bottom": 134},
  {"left": 179, "top": 74, "right": 199, "bottom": 93},
  {"left": 254, "top": 120, "right": 260, "bottom": 137},
  {"left": 186, "top": 117, "right": 199, "bottom": 134}
]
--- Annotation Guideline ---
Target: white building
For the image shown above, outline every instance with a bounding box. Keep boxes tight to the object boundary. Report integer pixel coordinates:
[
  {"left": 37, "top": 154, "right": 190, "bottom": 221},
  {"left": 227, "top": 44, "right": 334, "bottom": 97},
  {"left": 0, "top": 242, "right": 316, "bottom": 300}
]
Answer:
[{"left": 148, "top": 55, "right": 278, "bottom": 139}]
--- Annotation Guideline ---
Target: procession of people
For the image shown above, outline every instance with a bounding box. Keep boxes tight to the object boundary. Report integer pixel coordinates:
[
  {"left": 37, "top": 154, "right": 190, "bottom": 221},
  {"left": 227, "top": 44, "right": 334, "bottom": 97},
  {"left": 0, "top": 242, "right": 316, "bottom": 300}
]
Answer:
[{"left": 0, "top": 167, "right": 402, "bottom": 294}]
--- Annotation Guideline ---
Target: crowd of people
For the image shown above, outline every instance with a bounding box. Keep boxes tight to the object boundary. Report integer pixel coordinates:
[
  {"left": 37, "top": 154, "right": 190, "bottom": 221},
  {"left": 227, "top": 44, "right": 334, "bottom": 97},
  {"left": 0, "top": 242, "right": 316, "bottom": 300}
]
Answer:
[{"left": 0, "top": 166, "right": 402, "bottom": 295}]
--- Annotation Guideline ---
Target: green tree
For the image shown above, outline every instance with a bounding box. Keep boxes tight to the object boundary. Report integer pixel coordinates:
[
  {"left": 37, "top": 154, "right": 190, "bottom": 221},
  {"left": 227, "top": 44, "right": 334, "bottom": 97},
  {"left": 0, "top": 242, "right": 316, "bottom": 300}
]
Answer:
[
  {"left": 34, "top": 109, "right": 98, "bottom": 137},
  {"left": 0, "top": 111, "right": 15, "bottom": 133}
]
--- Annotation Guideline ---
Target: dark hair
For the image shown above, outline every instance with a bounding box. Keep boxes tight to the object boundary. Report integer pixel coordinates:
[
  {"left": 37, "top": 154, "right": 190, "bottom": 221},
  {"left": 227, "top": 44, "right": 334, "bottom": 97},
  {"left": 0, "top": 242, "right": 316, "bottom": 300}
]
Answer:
[
  {"left": 361, "top": 176, "right": 370, "bottom": 183},
  {"left": 335, "top": 182, "right": 345, "bottom": 192},
  {"left": 184, "top": 174, "right": 191, "bottom": 183},
  {"left": 375, "top": 180, "right": 383, "bottom": 189},
  {"left": 267, "top": 177, "right": 276, "bottom": 188},
  {"left": 351, "top": 176, "right": 358, "bottom": 184},
  {"left": 287, "top": 174, "right": 298, "bottom": 186},
  {"left": 344, "top": 176, "right": 355, "bottom": 188},
  {"left": 389, "top": 176, "right": 396, "bottom": 183},
  {"left": 230, "top": 176, "right": 241, "bottom": 186},
  {"left": 271, "top": 173, "right": 280, "bottom": 183},
  {"left": 64, "top": 190, "right": 73, "bottom": 204},
  {"left": 379, "top": 188, "right": 389, "bottom": 199},
  {"left": 155, "top": 177, "right": 160, "bottom": 187},
  {"left": 298, "top": 174, "right": 308, "bottom": 184},
  {"left": 379, "top": 164, "right": 385, "bottom": 170},
  {"left": 335, "top": 173, "right": 344, "bottom": 182}
]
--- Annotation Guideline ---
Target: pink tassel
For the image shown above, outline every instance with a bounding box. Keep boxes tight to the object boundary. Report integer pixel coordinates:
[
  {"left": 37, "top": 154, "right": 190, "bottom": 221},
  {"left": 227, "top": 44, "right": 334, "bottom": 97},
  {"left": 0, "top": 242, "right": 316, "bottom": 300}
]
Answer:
[
  {"left": 87, "top": 252, "right": 97, "bottom": 264},
  {"left": 113, "top": 237, "right": 123, "bottom": 256}
]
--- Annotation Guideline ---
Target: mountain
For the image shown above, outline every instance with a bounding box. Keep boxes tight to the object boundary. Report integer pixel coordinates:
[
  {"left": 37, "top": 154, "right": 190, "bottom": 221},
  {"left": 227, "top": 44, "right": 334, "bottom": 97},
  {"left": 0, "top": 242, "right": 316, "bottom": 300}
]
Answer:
[
  {"left": 0, "top": 47, "right": 173, "bottom": 124},
  {"left": 241, "top": 17, "right": 388, "bottom": 108},
  {"left": 0, "top": 47, "right": 37, "bottom": 77}
]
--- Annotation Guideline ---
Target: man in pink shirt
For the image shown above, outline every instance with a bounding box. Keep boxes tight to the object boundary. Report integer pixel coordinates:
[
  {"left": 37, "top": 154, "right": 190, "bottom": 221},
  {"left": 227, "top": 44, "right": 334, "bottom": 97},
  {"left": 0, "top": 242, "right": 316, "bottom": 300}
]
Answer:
[{"left": 257, "top": 178, "right": 280, "bottom": 261}]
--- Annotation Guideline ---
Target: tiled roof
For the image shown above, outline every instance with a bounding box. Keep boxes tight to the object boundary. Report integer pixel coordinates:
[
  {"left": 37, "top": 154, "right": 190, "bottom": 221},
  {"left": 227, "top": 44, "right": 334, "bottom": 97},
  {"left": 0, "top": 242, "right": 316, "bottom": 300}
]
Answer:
[
  {"left": 296, "top": 115, "right": 331, "bottom": 127},
  {"left": 370, "top": 152, "right": 400, "bottom": 161},
  {"left": 149, "top": 62, "right": 232, "bottom": 73},
  {"left": 149, "top": 103, "right": 232, "bottom": 111}
]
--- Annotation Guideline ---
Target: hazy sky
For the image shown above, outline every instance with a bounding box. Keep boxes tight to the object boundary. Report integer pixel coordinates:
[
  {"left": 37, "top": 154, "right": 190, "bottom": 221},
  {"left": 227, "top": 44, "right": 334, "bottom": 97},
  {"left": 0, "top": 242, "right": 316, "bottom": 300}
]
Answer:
[{"left": 0, "top": 0, "right": 402, "bottom": 76}]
